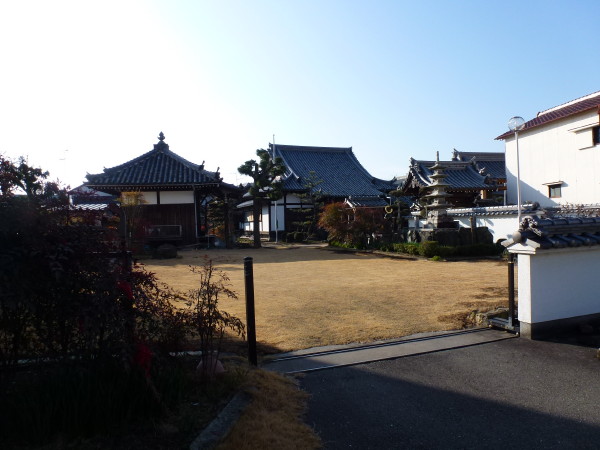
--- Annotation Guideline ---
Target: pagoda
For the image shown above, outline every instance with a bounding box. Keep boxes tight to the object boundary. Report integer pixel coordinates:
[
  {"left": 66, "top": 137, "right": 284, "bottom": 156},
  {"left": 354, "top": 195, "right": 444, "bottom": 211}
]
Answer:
[{"left": 423, "top": 152, "right": 456, "bottom": 228}]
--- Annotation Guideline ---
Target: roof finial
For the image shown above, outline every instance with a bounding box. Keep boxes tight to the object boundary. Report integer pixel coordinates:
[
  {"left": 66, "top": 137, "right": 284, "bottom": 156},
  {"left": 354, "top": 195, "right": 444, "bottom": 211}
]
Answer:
[
  {"left": 436, "top": 151, "right": 439, "bottom": 163},
  {"left": 158, "top": 131, "right": 165, "bottom": 141}
]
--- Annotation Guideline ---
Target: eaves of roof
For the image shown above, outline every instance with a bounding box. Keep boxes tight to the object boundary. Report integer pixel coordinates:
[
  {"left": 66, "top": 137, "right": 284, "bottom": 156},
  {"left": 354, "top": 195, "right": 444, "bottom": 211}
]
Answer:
[
  {"left": 454, "top": 151, "right": 505, "bottom": 161},
  {"left": 345, "top": 196, "right": 388, "bottom": 207},
  {"left": 496, "top": 91, "right": 600, "bottom": 140}
]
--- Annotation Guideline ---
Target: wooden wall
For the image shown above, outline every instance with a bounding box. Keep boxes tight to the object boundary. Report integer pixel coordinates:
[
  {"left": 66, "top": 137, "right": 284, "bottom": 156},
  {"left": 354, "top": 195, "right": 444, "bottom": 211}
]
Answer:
[{"left": 142, "top": 204, "right": 197, "bottom": 245}]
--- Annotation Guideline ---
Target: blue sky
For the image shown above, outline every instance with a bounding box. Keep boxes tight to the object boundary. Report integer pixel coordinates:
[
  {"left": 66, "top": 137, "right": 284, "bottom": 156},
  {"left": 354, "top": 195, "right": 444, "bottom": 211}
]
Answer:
[{"left": 1, "top": 0, "right": 599, "bottom": 188}]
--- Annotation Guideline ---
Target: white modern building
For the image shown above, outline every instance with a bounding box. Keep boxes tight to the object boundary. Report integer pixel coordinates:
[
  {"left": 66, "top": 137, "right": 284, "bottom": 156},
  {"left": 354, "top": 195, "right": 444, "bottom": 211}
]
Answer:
[{"left": 497, "top": 91, "right": 600, "bottom": 207}]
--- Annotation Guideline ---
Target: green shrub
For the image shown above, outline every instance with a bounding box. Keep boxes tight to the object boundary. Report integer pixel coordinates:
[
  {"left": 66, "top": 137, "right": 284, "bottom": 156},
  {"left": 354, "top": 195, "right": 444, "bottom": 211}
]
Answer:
[
  {"left": 431, "top": 255, "right": 443, "bottom": 261},
  {"left": 419, "top": 241, "right": 439, "bottom": 258},
  {"left": 405, "top": 243, "right": 420, "bottom": 255},
  {"left": 391, "top": 243, "right": 404, "bottom": 253},
  {"left": 331, "top": 239, "right": 503, "bottom": 258},
  {"left": 437, "top": 245, "right": 457, "bottom": 258}
]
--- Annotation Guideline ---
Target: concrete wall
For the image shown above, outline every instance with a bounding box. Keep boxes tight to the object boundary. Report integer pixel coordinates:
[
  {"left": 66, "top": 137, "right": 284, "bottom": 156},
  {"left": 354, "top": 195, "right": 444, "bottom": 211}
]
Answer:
[
  {"left": 505, "top": 109, "right": 600, "bottom": 207},
  {"left": 514, "top": 245, "right": 600, "bottom": 338}
]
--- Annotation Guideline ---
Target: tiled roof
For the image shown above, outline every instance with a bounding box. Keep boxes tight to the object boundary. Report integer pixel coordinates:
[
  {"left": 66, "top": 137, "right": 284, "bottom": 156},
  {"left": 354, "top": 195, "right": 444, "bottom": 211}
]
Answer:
[
  {"left": 496, "top": 91, "right": 600, "bottom": 140},
  {"left": 86, "top": 133, "right": 222, "bottom": 189},
  {"left": 345, "top": 194, "right": 413, "bottom": 208},
  {"left": 71, "top": 203, "right": 112, "bottom": 211},
  {"left": 345, "top": 196, "right": 388, "bottom": 207},
  {"left": 404, "top": 158, "right": 496, "bottom": 192},
  {"left": 451, "top": 150, "right": 506, "bottom": 180},
  {"left": 448, "top": 205, "right": 540, "bottom": 217},
  {"left": 504, "top": 215, "right": 600, "bottom": 250},
  {"left": 69, "top": 185, "right": 117, "bottom": 205},
  {"left": 270, "top": 144, "right": 394, "bottom": 199}
]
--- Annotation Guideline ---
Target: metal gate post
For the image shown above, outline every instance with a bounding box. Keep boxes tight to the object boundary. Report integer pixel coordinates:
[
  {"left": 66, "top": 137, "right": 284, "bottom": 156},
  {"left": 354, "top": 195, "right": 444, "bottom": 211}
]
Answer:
[{"left": 244, "top": 257, "right": 258, "bottom": 366}]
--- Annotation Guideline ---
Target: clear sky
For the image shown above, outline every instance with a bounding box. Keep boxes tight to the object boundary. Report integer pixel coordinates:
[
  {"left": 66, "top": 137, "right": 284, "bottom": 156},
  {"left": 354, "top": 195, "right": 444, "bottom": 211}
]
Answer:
[{"left": 2, "top": 0, "right": 599, "bottom": 188}]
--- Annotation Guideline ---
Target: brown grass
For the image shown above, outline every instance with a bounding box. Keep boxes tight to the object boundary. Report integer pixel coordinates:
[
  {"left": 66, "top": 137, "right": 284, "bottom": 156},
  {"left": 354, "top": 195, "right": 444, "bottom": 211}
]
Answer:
[
  {"left": 217, "top": 370, "right": 321, "bottom": 450},
  {"left": 143, "top": 245, "right": 511, "bottom": 354}
]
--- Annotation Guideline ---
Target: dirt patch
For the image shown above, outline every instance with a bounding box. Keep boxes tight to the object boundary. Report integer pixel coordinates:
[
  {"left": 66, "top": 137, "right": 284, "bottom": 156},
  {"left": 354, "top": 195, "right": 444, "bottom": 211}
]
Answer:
[{"left": 143, "top": 246, "right": 514, "bottom": 353}]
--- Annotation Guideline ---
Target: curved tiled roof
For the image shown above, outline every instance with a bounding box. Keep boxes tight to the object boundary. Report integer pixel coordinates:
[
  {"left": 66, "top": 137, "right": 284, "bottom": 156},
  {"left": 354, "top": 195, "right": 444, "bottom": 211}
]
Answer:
[
  {"left": 404, "top": 158, "right": 495, "bottom": 192},
  {"left": 496, "top": 91, "right": 600, "bottom": 140},
  {"left": 447, "top": 205, "right": 539, "bottom": 217},
  {"left": 270, "top": 144, "right": 394, "bottom": 201},
  {"left": 86, "top": 133, "right": 223, "bottom": 189},
  {"left": 451, "top": 150, "right": 506, "bottom": 180}
]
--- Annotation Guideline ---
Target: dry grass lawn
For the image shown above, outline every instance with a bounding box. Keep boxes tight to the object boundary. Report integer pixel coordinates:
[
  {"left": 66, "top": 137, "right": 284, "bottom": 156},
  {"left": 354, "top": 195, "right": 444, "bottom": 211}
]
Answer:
[
  {"left": 217, "top": 369, "right": 321, "bottom": 450},
  {"left": 144, "top": 245, "right": 510, "bottom": 353}
]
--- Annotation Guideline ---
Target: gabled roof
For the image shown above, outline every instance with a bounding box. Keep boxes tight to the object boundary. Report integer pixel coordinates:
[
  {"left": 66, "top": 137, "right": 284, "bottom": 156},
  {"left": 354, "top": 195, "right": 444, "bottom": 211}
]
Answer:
[
  {"left": 270, "top": 144, "right": 394, "bottom": 204},
  {"left": 496, "top": 91, "right": 600, "bottom": 140},
  {"left": 403, "top": 157, "right": 496, "bottom": 193},
  {"left": 451, "top": 149, "right": 506, "bottom": 180},
  {"left": 86, "top": 133, "right": 228, "bottom": 190}
]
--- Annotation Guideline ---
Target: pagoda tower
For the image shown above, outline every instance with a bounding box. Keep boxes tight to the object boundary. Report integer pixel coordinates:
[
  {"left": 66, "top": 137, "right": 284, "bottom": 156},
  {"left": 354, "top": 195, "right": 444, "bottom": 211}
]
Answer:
[{"left": 423, "top": 152, "right": 456, "bottom": 228}]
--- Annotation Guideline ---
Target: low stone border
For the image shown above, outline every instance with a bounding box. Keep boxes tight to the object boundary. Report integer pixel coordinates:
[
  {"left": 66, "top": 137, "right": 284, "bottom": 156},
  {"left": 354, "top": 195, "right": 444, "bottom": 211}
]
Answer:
[{"left": 189, "top": 391, "right": 251, "bottom": 450}]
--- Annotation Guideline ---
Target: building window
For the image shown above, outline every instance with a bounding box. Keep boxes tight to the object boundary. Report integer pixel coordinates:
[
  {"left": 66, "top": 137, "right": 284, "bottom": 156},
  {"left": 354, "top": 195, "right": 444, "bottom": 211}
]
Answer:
[
  {"left": 594, "top": 126, "right": 600, "bottom": 145},
  {"left": 548, "top": 184, "right": 562, "bottom": 198}
]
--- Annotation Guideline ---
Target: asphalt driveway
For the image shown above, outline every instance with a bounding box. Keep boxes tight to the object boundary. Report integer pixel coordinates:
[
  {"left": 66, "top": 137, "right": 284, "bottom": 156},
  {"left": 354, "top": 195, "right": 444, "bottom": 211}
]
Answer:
[{"left": 302, "top": 338, "right": 600, "bottom": 449}]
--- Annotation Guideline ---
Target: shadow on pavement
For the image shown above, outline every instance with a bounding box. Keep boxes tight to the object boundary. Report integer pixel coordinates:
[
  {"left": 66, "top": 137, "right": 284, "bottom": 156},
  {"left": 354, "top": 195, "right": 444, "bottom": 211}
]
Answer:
[{"left": 302, "top": 338, "right": 600, "bottom": 449}]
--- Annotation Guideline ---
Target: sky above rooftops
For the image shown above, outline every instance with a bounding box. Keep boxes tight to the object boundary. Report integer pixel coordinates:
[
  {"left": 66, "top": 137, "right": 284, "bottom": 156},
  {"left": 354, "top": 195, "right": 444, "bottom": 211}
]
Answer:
[{"left": 2, "top": 0, "right": 600, "bottom": 188}]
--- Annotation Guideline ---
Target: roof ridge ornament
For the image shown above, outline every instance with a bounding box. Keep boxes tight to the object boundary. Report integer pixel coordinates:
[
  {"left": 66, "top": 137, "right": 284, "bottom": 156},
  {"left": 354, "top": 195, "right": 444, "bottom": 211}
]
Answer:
[{"left": 158, "top": 132, "right": 165, "bottom": 141}]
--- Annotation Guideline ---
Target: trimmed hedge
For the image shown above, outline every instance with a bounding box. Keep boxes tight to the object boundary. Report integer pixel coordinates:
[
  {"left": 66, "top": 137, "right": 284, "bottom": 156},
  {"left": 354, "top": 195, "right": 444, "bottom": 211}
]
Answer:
[{"left": 334, "top": 240, "right": 503, "bottom": 258}]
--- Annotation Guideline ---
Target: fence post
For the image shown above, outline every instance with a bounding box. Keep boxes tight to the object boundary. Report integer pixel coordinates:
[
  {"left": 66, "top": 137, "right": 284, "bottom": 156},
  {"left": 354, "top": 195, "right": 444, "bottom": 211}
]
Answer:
[{"left": 244, "top": 257, "right": 258, "bottom": 366}]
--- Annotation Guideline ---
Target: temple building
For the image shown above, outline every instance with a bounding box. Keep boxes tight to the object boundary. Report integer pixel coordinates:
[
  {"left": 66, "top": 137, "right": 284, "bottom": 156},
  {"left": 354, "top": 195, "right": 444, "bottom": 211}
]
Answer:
[
  {"left": 85, "top": 132, "right": 241, "bottom": 247},
  {"left": 239, "top": 143, "right": 397, "bottom": 239},
  {"left": 401, "top": 149, "right": 505, "bottom": 208}
]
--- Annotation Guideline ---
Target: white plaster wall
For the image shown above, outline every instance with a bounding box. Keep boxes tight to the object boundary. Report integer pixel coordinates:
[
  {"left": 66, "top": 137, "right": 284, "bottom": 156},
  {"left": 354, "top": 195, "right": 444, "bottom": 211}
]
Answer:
[
  {"left": 285, "top": 193, "right": 304, "bottom": 205},
  {"left": 261, "top": 205, "right": 269, "bottom": 231},
  {"left": 454, "top": 215, "right": 519, "bottom": 243},
  {"left": 517, "top": 247, "right": 600, "bottom": 324},
  {"left": 270, "top": 203, "right": 285, "bottom": 231},
  {"left": 160, "top": 191, "right": 194, "bottom": 204},
  {"left": 505, "top": 110, "right": 600, "bottom": 207},
  {"left": 140, "top": 191, "right": 158, "bottom": 205}
]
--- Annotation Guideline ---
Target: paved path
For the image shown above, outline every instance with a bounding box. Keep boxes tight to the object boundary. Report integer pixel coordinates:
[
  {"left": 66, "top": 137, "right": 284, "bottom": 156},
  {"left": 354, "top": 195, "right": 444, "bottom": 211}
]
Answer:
[
  {"left": 300, "top": 337, "right": 600, "bottom": 449},
  {"left": 265, "top": 328, "right": 515, "bottom": 373}
]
